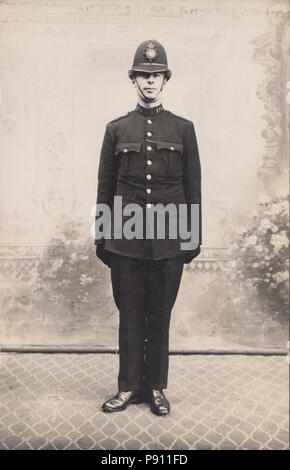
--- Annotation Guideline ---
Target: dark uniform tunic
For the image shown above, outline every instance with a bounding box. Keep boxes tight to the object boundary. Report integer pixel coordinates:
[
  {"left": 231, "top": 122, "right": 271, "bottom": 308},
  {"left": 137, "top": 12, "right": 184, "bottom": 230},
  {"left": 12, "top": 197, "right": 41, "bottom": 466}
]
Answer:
[
  {"left": 95, "top": 103, "right": 201, "bottom": 262},
  {"left": 95, "top": 103, "right": 202, "bottom": 391}
]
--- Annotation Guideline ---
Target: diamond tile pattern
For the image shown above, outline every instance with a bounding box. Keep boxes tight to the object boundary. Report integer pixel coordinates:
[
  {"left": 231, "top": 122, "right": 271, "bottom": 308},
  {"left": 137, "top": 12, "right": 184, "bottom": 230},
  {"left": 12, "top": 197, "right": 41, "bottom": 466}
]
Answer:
[{"left": 0, "top": 354, "right": 288, "bottom": 450}]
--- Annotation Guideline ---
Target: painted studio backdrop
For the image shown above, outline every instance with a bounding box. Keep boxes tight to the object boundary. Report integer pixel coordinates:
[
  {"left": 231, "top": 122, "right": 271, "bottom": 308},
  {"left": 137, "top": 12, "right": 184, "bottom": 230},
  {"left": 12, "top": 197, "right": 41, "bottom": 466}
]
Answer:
[{"left": 0, "top": 0, "right": 288, "bottom": 351}]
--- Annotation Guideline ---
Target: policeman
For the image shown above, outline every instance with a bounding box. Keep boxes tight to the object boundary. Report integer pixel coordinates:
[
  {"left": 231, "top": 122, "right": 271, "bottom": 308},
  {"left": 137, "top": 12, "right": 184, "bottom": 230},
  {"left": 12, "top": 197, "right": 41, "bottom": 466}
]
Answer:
[{"left": 95, "top": 40, "right": 202, "bottom": 415}]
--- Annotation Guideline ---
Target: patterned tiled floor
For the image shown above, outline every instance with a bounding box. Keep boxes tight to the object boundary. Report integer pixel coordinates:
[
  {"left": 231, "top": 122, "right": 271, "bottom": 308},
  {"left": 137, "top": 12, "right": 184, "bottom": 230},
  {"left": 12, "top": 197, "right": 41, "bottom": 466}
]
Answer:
[{"left": 0, "top": 353, "right": 288, "bottom": 450}]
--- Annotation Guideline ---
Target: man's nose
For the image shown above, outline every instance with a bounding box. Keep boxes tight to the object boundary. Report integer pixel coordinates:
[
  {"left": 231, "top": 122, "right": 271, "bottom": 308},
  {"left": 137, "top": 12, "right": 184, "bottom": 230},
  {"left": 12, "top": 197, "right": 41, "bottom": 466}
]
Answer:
[{"left": 147, "top": 75, "right": 154, "bottom": 83}]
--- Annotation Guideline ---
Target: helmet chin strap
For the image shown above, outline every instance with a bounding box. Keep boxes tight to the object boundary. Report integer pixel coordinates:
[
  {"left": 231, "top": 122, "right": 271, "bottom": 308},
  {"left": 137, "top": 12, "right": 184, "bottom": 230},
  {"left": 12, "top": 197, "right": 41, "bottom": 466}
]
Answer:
[{"left": 135, "top": 75, "right": 165, "bottom": 103}]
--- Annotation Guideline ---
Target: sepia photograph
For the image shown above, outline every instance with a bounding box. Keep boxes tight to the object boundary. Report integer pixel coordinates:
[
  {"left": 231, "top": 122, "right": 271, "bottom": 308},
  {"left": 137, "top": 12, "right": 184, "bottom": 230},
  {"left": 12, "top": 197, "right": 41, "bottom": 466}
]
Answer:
[{"left": 0, "top": 0, "right": 289, "bottom": 455}]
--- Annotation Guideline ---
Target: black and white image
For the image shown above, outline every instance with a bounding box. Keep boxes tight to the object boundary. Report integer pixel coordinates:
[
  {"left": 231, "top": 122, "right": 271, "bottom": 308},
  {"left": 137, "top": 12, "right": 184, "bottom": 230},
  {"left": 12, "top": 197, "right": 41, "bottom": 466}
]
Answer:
[{"left": 0, "top": 0, "right": 288, "bottom": 452}]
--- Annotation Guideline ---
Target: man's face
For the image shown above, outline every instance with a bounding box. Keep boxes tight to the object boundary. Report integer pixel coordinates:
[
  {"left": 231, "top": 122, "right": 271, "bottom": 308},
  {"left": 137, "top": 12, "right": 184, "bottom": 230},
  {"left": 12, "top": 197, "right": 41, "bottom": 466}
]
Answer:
[{"left": 133, "top": 72, "right": 166, "bottom": 101}]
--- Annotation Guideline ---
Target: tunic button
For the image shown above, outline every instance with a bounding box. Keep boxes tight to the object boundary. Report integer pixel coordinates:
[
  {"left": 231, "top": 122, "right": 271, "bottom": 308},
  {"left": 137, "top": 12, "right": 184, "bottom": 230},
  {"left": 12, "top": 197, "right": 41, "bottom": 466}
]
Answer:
[
  {"left": 146, "top": 174, "right": 152, "bottom": 180},
  {"left": 147, "top": 160, "right": 152, "bottom": 165},
  {"left": 124, "top": 148, "right": 128, "bottom": 153},
  {"left": 146, "top": 131, "right": 152, "bottom": 137},
  {"left": 170, "top": 146, "right": 174, "bottom": 151},
  {"left": 147, "top": 119, "right": 152, "bottom": 124},
  {"left": 146, "top": 188, "right": 151, "bottom": 194},
  {"left": 146, "top": 145, "right": 152, "bottom": 151},
  {"left": 147, "top": 203, "right": 152, "bottom": 208}
]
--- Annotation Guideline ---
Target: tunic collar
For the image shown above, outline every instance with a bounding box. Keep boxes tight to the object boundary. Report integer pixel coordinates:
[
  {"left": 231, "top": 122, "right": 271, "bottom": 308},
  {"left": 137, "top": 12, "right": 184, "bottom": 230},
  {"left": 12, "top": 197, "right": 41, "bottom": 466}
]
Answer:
[{"left": 135, "top": 103, "right": 164, "bottom": 116}]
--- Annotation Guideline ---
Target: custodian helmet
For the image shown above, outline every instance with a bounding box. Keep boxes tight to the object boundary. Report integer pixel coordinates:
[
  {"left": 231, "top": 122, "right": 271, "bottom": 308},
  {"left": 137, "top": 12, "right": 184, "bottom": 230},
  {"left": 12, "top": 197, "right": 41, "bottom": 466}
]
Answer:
[{"left": 128, "top": 40, "right": 172, "bottom": 81}]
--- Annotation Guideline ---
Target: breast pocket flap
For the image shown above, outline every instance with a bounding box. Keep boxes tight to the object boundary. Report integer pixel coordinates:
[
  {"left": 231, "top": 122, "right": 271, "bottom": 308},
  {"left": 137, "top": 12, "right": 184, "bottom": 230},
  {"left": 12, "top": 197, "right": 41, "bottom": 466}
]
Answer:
[
  {"left": 156, "top": 141, "right": 183, "bottom": 154},
  {"left": 114, "top": 141, "right": 142, "bottom": 155}
]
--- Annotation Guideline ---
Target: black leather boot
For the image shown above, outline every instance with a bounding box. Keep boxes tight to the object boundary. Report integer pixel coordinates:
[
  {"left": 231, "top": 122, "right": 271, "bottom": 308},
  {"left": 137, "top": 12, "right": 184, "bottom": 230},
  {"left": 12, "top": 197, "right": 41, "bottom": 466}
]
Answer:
[
  {"left": 101, "top": 390, "right": 144, "bottom": 412},
  {"left": 147, "top": 389, "right": 170, "bottom": 416}
]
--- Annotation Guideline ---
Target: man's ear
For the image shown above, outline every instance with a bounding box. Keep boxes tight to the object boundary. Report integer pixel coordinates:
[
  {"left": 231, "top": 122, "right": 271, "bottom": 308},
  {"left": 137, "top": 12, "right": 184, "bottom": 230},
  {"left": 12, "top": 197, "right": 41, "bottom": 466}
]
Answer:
[{"left": 160, "top": 76, "right": 167, "bottom": 92}]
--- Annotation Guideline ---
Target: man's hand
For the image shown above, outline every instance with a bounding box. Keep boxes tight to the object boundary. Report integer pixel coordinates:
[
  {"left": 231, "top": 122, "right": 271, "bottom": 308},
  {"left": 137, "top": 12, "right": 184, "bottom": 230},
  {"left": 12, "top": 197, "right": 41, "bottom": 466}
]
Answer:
[
  {"left": 183, "top": 245, "right": 201, "bottom": 264},
  {"left": 96, "top": 244, "right": 112, "bottom": 268}
]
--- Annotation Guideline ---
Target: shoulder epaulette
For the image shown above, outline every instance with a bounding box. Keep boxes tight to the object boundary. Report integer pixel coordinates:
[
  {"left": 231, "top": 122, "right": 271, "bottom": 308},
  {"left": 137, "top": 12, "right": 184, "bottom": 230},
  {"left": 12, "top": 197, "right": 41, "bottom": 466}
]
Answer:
[
  {"left": 166, "top": 110, "right": 192, "bottom": 123},
  {"left": 108, "top": 111, "right": 134, "bottom": 124}
]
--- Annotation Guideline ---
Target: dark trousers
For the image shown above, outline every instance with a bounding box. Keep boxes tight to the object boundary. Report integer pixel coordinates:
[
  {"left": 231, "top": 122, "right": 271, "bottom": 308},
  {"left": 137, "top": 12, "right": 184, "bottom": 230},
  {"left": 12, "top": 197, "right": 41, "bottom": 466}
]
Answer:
[{"left": 110, "top": 253, "right": 184, "bottom": 392}]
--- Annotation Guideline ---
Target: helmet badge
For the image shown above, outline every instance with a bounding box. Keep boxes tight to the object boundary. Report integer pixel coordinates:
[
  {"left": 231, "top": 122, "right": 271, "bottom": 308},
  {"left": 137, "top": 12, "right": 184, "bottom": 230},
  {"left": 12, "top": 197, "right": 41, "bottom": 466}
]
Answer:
[{"left": 144, "top": 41, "right": 158, "bottom": 62}]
